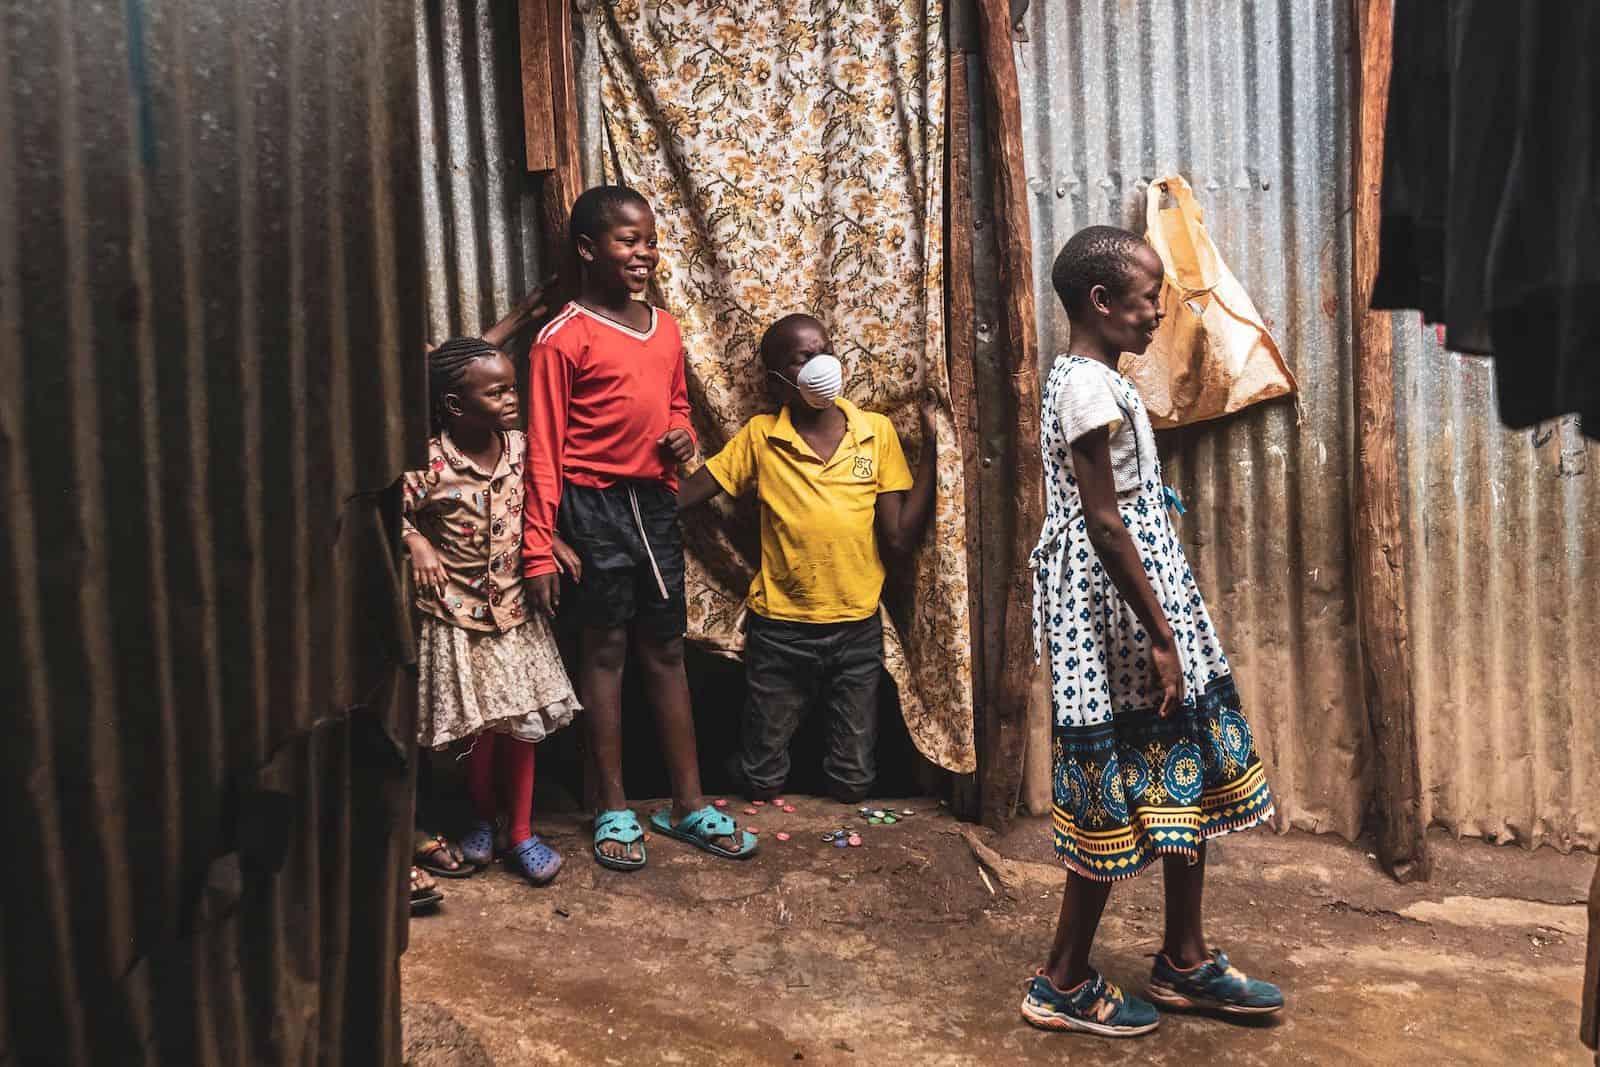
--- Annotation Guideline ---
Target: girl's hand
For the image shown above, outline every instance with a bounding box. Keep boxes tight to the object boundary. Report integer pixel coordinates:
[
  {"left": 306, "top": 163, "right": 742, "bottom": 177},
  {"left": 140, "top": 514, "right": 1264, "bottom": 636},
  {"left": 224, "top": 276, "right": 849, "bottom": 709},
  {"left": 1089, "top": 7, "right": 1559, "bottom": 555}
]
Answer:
[
  {"left": 658, "top": 428, "right": 695, "bottom": 465},
  {"left": 406, "top": 534, "right": 450, "bottom": 600},
  {"left": 1151, "top": 632, "right": 1186, "bottom": 718},
  {"left": 528, "top": 573, "right": 561, "bottom": 618},
  {"left": 918, "top": 390, "right": 939, "bottom": 445},
  {"left": 552, "top": 537, "right": 583, "bottom": 583}
]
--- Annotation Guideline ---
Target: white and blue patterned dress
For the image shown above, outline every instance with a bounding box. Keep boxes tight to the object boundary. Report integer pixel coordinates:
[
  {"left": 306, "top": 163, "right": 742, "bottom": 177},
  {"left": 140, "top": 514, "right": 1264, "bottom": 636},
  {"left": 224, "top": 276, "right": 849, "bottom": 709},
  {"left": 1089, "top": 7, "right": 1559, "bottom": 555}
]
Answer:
[{"left": 1031, "top": 355, "right": 1273, "bottom": 881}]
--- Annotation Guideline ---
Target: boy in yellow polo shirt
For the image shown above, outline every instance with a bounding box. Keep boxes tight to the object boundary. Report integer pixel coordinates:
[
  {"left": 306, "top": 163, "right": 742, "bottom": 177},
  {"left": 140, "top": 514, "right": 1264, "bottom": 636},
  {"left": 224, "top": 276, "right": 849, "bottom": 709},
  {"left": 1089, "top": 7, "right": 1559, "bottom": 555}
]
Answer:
[{"left": 679, "top": 313, "right": 937, "bottom": 802}]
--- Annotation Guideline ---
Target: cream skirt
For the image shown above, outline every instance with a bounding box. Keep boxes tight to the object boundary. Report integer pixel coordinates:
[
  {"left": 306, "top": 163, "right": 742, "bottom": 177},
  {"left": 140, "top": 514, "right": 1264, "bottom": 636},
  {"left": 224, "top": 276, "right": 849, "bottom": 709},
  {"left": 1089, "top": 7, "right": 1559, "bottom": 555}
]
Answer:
[{"left": 417, "top": 615, "right": 579, "bottom": 749}]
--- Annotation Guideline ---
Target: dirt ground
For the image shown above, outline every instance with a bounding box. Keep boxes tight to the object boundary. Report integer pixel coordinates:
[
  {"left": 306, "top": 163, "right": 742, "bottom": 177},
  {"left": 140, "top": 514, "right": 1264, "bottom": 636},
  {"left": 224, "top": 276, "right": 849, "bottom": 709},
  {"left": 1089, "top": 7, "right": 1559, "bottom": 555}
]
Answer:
[{"left": 401, "top": 798, "right": 1595, "bottom": 1066}]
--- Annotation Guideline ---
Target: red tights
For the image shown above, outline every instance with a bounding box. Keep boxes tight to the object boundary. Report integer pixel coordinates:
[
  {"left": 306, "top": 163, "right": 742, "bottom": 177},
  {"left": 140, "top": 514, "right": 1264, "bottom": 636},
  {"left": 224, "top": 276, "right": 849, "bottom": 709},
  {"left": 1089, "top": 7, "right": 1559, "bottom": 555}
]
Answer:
[{"left": 466, "top": 733, "right": 536, "bottom": 845}]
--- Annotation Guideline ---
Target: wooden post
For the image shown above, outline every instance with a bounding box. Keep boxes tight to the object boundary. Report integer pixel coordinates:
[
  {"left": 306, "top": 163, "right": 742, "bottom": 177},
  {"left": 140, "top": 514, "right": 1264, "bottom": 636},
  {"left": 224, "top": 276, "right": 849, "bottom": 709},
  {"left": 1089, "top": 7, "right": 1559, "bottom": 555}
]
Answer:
[
  {"left": 521, "top": 0, "right": 584, "bottom": 296},
  {"left": 946, "top": 45, "right": 983, "bottom": 819},
  {"left": 1352, "top": 0, "right": 1430, "bottom": 882},
  {"left": 518, "top": 0, "right": 557, "bottom": 171},
  {"left": 974, "top": 0, "right": 1041, "bottom": 832},
  {"left": 1583, "top": 855, "right": 1599, "bottom": 1052}
]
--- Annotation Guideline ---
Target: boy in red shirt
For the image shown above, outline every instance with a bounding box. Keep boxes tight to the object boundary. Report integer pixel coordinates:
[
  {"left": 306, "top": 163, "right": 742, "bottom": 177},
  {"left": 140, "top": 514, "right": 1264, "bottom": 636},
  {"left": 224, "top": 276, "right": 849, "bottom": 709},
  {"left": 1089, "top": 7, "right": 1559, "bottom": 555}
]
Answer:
[{"left": 522, "top": 186, "right": 755, "bottom": 870}]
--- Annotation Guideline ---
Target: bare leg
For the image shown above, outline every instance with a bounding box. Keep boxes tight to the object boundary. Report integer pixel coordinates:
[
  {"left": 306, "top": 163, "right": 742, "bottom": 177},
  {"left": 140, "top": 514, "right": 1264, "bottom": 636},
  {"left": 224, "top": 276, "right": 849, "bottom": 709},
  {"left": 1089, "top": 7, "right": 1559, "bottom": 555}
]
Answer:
[
  {"left": 1160, "top": 842, "right": 1209, "bottom": 967},
  {"left": 1043, "top": 872, "right": 1115, "bottom": 990},
  {"left": 635, "top": 630, "right": 741, "bottom": 852},
  {"left": 580, "top": 625, "right": 639, "bottom": 863}
]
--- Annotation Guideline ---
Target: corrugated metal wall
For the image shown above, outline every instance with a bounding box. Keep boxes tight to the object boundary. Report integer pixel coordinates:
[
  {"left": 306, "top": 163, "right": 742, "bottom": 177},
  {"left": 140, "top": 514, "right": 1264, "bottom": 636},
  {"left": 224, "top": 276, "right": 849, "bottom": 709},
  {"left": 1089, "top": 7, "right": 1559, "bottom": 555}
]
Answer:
[
  {"left": 1396, "top": 334, "right": 1600, "bottom": 851},
  {"left": 1017, "top": 0, "right": 1600, "bottom": 851},
  {"left": 1019, "top": 0, "right": 1368, "bottom": 839},
  {"left": 416, "top": 0, "right": 572, "bottom": 343},
  {"left": 1, "top": 0, "right": 427, "bottom": 1062}
]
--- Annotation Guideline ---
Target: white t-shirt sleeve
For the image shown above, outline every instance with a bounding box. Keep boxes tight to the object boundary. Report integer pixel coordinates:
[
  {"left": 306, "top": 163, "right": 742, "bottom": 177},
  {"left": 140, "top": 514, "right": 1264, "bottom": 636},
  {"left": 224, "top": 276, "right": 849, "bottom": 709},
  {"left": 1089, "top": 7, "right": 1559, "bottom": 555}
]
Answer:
[{"left": 1054, "top": 364, "right": 1125, "bottom": 445}]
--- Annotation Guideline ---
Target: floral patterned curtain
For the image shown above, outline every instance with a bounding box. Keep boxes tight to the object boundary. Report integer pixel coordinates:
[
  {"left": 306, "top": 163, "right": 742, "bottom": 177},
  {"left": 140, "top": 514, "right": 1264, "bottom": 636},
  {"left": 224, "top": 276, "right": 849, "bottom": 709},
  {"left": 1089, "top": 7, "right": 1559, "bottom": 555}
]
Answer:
[{"left": 598, "top": 0, "right": 973, "bottom": 773}]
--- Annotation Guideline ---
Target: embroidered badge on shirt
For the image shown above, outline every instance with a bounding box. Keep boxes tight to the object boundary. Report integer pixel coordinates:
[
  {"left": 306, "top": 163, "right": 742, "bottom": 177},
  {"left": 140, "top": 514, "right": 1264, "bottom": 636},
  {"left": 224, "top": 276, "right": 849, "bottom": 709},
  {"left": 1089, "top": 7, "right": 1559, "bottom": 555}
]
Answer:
[{"left": 852, "top": 456, "right": 874, "bottom": 480}]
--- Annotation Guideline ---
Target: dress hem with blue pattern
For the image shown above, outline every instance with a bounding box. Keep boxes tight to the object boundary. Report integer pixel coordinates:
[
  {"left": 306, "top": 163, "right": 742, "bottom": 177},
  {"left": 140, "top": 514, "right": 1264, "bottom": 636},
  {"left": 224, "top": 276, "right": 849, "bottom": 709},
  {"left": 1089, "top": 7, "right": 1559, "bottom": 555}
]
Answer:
[{"left": 1032, "top": 355, "right": 1273, "bottom": 883}]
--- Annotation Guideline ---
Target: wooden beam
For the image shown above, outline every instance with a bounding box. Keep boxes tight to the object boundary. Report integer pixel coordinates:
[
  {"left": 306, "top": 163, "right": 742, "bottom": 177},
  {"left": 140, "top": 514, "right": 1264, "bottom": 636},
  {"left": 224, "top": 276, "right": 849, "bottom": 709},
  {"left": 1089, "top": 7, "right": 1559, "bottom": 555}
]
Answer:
[
  {"left": 945, "top": 46, "right": 982, "bottom": 820},
  {"left": 975, "top": 0, "right": 1041, "bottom": 832},
  {"left": 522, "top": 0, "right": 584, "bottom": 301},
  {"left": 518, "top": 0, "right": 557, "bottom": 171},
  {"left": 1352, "top": 0, "right": 1430, "bottom": 882},
  {"left": 1583, "top": 855, "right": 1599, "bottom": 1052}
]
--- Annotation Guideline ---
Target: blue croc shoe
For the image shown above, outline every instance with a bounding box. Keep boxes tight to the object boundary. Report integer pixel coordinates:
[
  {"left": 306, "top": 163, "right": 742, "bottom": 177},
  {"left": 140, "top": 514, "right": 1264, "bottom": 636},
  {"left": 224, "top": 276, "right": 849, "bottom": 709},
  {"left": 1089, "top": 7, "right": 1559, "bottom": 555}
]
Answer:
[
  {"left": 506, "top": 835, "right": 562, "bottom": 886},
  {"left": 1020, "top": 969, "right": 1160, "bottom": 1038},
  {"left": 1147, "top": 950, "right": 1284, "bottom": 1016}
]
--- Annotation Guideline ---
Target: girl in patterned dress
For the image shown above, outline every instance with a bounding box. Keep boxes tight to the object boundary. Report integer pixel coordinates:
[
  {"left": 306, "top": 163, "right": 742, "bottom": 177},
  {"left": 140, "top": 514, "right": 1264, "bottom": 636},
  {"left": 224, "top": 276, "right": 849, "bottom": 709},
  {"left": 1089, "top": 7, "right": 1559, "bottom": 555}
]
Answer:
[
  {"left": 1019, "top": 227, "right": 1283, "bottom": 1038},
  {"left": 403, "top": 337, "right": 582, "bottom": 886}
]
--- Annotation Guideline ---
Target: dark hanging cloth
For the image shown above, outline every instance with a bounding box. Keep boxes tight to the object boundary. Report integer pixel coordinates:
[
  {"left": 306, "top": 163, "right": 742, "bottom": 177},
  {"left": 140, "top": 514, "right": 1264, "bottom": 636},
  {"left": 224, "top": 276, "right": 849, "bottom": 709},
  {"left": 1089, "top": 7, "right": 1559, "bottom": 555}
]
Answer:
[{"left": 1372, "top": 1, "right": 1600, "bottom": 439}]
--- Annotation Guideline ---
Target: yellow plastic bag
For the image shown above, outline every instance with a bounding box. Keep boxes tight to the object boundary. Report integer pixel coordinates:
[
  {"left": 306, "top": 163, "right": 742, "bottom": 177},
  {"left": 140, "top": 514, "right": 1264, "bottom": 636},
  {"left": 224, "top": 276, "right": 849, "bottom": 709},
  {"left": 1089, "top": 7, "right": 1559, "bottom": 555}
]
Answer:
[{"left": 1118, "top": 175, "right": 1297, "bottom": 429}]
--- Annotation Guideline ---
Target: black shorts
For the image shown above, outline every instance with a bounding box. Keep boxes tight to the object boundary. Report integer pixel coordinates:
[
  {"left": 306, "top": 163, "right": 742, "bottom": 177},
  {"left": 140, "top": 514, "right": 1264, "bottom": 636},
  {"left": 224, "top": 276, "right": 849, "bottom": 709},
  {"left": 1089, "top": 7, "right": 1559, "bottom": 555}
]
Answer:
[{"left": 556, "top": 480, "right": 687, "bottom": 640}]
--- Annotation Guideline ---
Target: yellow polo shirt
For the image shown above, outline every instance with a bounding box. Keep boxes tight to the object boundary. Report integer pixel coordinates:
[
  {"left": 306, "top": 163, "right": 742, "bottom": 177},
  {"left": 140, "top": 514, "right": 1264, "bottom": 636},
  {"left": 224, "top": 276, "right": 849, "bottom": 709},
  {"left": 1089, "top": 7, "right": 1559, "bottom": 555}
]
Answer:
[{"left": 705, "top": 398, "right": 913, "bottom": 624}]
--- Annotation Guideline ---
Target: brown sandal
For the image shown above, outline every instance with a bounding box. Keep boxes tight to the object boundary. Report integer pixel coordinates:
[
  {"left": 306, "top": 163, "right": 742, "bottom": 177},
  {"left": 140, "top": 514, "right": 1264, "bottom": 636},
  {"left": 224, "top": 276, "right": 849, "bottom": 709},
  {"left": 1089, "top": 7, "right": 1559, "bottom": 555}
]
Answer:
[
  {"left": 414, "top": 832, "right": 476, "bottom": 878},
  {"left": 409, "top": 866, "right": 443, "bottom": 913}
]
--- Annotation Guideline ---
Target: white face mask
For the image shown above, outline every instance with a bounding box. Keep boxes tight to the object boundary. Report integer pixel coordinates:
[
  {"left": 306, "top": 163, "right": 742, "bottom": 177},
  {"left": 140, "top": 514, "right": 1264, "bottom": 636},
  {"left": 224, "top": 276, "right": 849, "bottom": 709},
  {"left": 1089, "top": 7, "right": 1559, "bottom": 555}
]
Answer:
[{"left": 786, "top": 352, "right": 844, "bottom": 409}]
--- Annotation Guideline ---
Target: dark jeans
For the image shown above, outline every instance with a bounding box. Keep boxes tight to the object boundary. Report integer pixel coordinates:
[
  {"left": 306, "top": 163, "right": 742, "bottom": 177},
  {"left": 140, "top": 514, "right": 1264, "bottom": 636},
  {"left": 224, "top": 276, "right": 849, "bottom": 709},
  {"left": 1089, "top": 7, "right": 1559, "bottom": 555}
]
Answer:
[{"left": 741, "top": 612, "right": 883, "bottom": 802}]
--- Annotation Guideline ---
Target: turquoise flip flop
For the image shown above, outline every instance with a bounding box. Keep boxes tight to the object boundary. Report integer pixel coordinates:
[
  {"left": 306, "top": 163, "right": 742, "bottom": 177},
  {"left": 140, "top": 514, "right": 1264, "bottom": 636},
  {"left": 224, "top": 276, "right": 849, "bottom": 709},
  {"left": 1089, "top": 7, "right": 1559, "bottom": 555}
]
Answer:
[
  {"left": 592, "top": 809, "right": 646, "bottom": 871},
  {"left": 649, "top": 805, "right": 758, "bottom": 860}
]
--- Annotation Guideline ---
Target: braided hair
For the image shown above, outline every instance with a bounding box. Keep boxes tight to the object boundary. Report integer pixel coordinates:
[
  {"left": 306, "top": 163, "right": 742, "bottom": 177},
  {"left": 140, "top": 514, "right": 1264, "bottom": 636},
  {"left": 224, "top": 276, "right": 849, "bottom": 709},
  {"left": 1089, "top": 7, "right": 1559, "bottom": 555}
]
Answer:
[
  {"left": 569, "top": 185, "right": 652, "bottom": 261},
  {"left": 427, "top": 336, "right": 501, "bottom": 434},
  {"left": 1051, "top": 225, "right": 1147, "bottom": 316}
]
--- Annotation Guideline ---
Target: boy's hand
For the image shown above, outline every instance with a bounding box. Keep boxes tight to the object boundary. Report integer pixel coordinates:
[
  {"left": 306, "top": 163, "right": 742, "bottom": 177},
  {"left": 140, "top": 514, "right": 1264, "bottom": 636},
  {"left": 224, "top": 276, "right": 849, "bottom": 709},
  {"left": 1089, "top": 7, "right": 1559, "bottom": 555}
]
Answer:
[
  {"left": 528, "top": 573, "right": 562, "bottom": 618},
  {"left": 552, "top": 537, "right": 583, "bottom": 583},
  {"left": 405, "top": 534, "right": 450, "bottom": 600},
  {"left": 658, "top": 428, "right": 695, "bottom": 465},
  {"left": 514, "top": 275, "right": 557, "bottom": 321}
]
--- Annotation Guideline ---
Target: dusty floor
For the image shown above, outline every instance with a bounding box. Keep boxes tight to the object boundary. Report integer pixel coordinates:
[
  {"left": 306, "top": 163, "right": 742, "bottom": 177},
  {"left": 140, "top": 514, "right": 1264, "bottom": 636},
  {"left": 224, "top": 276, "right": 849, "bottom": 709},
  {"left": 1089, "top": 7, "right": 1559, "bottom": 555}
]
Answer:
[{"left": 401, "top": 799, "right": 1595, "bottom": 1066}]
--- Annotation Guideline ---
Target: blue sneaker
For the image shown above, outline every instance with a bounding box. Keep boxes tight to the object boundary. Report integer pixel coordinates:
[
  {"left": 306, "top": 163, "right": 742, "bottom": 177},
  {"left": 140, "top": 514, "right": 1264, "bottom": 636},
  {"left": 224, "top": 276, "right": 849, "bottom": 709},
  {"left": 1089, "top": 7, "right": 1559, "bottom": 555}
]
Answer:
[
  {"left": 1020, "top": 969, "right": 1160, "bottom": 1038},
  {"left": 1147, "top": 950, "right": 1284, "bottom": 1016}
]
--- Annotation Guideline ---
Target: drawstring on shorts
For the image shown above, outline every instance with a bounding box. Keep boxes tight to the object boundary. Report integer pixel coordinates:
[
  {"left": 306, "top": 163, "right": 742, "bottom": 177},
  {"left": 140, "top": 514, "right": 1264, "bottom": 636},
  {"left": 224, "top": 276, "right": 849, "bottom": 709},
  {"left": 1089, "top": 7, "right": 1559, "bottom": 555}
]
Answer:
[{"left": 627, "top": 485, "right": 670, "bottom": 601}]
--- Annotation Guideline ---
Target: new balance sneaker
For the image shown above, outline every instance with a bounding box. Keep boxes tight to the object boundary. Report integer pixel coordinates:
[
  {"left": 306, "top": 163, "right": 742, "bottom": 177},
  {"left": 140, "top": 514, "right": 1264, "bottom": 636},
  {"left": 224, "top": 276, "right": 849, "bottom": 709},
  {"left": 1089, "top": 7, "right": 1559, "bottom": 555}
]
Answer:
[
  {"left": 1146, "top": 949, "right": 1284, "bottom": 1016},
  {"left": 1020, "top": 969, "right": 1161, "bottom": 1038}
]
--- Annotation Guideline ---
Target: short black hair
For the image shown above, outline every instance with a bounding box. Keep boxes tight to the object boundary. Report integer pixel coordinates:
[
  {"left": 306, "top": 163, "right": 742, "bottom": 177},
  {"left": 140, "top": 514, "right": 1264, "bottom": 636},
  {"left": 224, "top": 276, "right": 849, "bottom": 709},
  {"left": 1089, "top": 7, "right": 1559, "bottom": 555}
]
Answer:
[
  {"left": 1051, "top": 225, "right": 1147, "bottom": 316},
  {"left": 569, "top": 185, "right": 652, "bottom": 258},
  {"left": 758, "top": 313, "right": 824, "bottom": 368},
  {"left": 426, "top": 336, "right": 502, "bottom": 433}
]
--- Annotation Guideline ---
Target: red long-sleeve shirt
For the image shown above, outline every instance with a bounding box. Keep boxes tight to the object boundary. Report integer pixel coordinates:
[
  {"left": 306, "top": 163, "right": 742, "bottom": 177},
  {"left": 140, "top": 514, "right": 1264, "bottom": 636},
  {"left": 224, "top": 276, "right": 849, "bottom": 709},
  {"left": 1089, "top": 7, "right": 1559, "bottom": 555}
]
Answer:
[{"left": 521, "top": 301, "right": 696, "bottom": 577}]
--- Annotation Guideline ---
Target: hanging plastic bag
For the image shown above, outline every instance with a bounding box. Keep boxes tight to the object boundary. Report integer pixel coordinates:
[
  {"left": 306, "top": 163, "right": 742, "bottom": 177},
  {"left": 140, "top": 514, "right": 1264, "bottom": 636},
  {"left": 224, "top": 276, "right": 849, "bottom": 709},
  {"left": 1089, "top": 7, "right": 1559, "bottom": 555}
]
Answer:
[{"left": 1118, "top": 175, "right": 1297, "bottom": 429}]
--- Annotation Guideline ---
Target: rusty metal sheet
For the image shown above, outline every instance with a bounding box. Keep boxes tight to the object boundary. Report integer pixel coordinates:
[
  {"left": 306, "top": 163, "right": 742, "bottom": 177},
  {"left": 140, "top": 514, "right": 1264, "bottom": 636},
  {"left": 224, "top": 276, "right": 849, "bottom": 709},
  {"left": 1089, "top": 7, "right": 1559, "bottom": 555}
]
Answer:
[
  {"left": 416, "top": 0, "right": 550, "bottom": 342},
  {"left": 2, "top": 0, "right": 426, "bottom": 1062},
  {"left": 1016, "top": 0, "right": 1599, "bottom": 851},
  {"left": 1395, "top": 326, "right": 1600, "bottom": 851},
  {"left": 1018, "top": 0, "right": 1368, "bottom": 840}
]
